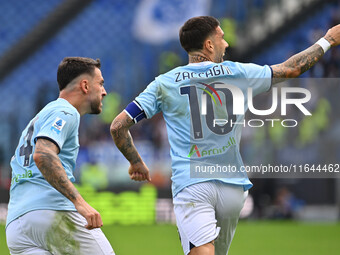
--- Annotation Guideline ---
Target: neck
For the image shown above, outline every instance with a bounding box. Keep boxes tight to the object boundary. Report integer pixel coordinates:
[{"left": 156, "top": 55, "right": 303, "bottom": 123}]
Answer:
[
  {"left": 59, "top": 91, "right": 86, "bottom": 116},
  {"left": 188, "top": 53, "right": 212, "bottom": 63}
]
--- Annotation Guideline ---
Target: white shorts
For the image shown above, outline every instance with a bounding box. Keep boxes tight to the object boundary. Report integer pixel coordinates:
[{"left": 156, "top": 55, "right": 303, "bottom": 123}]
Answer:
[
  {"left": 6, "top": 210, "right": 115, "bottom": 255},
  {"left": 173, "top": 181, "right": 247, "bottom": 255}
]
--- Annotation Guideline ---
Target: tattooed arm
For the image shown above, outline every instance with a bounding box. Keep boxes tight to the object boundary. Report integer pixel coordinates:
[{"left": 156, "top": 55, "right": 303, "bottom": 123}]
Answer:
[
  {"left": 271, "top": 44, "right": 324, "bottom": 83},
  {"left": 33, "top": 138, "right": 103, "bottom": 229},
  {"left": 110, "top": 111, "right": 151, "bottom": 182},
  {"left": 271, "top": 24, "right": 340, "bottom": 84}
]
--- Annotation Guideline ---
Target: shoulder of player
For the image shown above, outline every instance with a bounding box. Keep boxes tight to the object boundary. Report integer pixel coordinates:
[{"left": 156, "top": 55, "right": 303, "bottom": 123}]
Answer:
[
  {"left": 154, "top": 64, "right": 193, "bottom": 83},
  {"left": 159, "top": 63, "right": 196, "bottom": 77},
  {"left": 221, "top": 60, "right": 246, "bottom": 69},
  {"left": 38, "top": 102, "right": 79, "bottom": 126},
  {"left": 221, "top": 60, "right": 263, "bottom": 77},
  {"left": 51, "top": 99, "right": 79, "bottom": 118}
]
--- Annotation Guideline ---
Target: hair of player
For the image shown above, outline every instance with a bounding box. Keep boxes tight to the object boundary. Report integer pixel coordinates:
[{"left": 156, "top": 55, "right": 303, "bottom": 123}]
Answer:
[
  {"left": 57, "top": 57, "right": 101, "bottom": 91},
  {"left": 179, "top": 16, "right": 220, "bottom": 53}
]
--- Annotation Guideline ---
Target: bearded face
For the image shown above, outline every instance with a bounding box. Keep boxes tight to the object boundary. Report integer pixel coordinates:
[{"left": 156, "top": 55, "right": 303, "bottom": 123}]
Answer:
[{"left": 88, "top": 68, "right": 106, "bottom": 115}]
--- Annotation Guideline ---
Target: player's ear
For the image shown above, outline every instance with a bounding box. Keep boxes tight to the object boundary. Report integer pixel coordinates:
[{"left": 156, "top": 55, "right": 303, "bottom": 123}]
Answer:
[
  {"left": 79, "top": 79, "right": 90, "bottom": 94},
  {"left": 204, "top": 38, "right": 214, "bottom": 53}
]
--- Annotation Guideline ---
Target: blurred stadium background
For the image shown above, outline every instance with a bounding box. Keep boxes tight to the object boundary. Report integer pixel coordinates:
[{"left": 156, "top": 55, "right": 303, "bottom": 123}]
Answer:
[{"left": 0, "top": 0, "right": 340, "bottom": 254}]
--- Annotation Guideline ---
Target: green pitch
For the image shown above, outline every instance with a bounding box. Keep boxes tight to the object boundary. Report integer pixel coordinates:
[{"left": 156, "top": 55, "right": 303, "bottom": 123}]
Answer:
[{"left": 1, "top": 221, "right": 339, "bottom": 254}]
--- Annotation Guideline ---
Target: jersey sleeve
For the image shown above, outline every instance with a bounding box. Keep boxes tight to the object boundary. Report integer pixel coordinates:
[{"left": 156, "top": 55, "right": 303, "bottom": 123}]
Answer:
[
  {"left": 238, "top": 63, "right": 273, "bottom": 96},
  {"left": 35, "top": 109, "right": 78, "bottom": 150},
  {"left": 126, "top": 80, "right": 161, "bottom": 122}
]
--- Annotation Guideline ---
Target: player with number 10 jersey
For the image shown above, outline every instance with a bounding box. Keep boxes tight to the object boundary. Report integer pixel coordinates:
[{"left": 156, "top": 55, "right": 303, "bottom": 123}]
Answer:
[{"left": 131, "top": 61, "right": 272, "bottom": 197}]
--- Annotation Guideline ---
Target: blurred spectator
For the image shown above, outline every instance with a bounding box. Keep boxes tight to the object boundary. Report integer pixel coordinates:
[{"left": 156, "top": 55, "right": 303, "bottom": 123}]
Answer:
[{"left": 272, "top": 187, "right": 305, "bottom": 219}]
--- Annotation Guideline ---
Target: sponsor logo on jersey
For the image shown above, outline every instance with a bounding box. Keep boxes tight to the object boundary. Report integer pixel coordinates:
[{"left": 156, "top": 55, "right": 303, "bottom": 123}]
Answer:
[
  {"left": 51, "top": 117, "right": 66, "bottom": 134},
  {"left": 61, "top": 110, "right": 73, "bottom": 116},
  {"left": 188, "top": 145, "right": 201, "bottom": 158},
  {"left": 11, "top": 169, "right": 33, "bottom": 184},
  {"left": 188, "top": 136, "right": 236, "bottom": 158}
]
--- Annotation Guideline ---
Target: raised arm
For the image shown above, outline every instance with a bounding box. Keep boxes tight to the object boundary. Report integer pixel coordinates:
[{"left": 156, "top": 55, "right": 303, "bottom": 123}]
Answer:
[
  {"left": 33, "top": 138, "right": 102, "bottom": 229},
  {"left": 110, "top": 111, "right": 151, "bottom": 182},
  {"left": 271, "top": 24, "right": 340, "bottom": 84}
]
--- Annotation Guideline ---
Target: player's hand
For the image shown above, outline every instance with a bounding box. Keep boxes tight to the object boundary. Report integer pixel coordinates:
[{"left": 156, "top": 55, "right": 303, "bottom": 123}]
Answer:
[
  {"left": 324, "top": 24, "right": 340, "bottom": 47},
  {"left": 74, "top": 198, "right": 103, "bottom": 230},
  {"left": 128, "top": 161, "right": 151, "bottom": 182}
]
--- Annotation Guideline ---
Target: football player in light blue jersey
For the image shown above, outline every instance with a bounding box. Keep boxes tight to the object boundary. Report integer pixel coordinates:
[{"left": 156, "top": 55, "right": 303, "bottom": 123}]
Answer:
[
  {"left": 111, "top": 17, "right": 340, "bottom": 255},
  {"left": 6, "top": 57, "right": 114, "bottom": 254}
]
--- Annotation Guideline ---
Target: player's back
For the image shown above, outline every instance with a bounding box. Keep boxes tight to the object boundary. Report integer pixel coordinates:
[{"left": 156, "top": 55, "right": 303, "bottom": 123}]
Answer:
[
  {"left": 7, "top": 98, "right": 80, "bottom": 227},
  {"left": 135, "top": 60, "right": 272, "bottom": 196}
]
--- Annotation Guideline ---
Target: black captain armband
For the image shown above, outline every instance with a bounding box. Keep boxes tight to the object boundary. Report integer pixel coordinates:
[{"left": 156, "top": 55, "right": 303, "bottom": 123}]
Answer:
[{"left": 124, "top": 100, "right": 147, "bottom": 123}]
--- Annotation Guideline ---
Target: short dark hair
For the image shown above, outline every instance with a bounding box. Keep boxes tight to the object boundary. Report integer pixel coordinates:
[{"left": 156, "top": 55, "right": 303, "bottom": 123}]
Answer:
[
  {"left": 57, "top": 57, "right": 101, "bottom": 91},
  {"left": 179, "top": 16, "right": 220, "bottom": 53}
]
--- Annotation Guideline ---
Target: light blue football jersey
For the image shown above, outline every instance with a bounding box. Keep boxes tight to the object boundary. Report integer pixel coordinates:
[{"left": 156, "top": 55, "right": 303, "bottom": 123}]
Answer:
[
  {"left": 6, "top": 98, "right": 80, "bottom": 227},
  {"left": 129, "top": 61, "right": 272, "bottom": 197}
]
